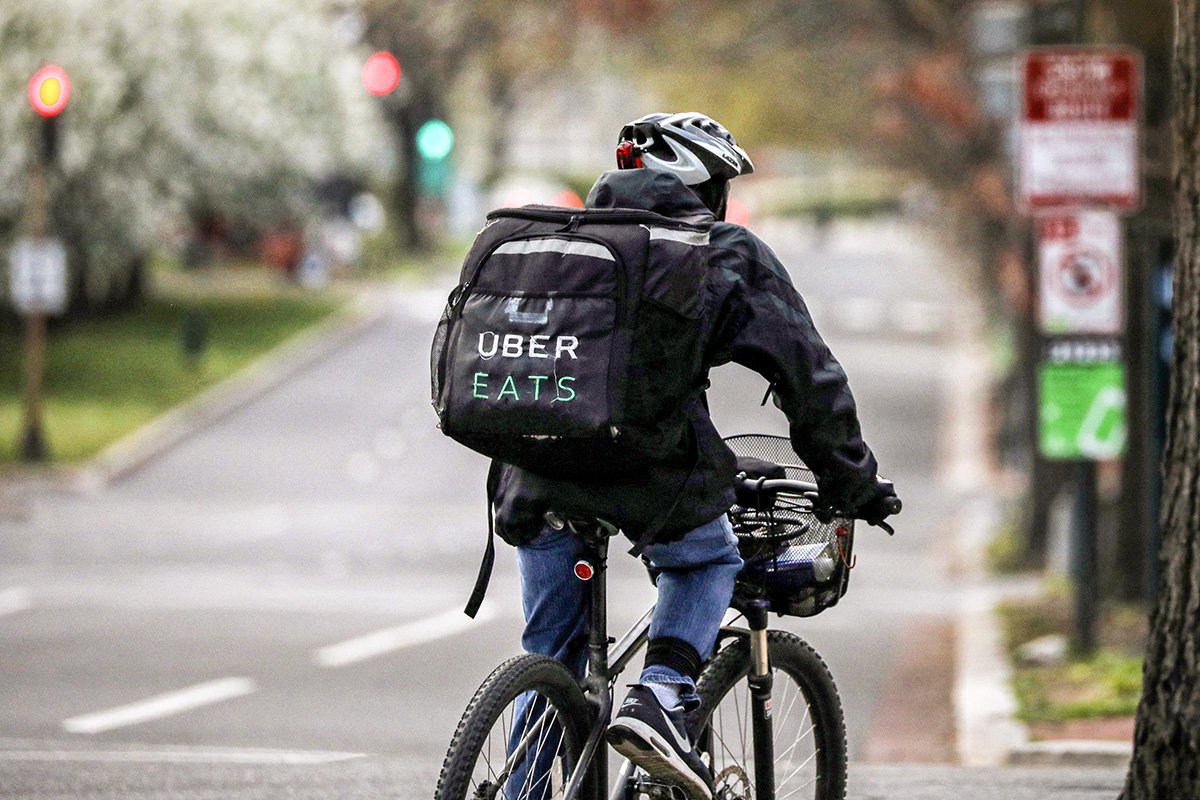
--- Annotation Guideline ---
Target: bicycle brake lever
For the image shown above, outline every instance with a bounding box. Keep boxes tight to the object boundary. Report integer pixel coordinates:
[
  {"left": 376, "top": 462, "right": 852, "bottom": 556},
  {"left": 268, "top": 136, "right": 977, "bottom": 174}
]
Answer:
[{"left": 873, "top": 519, "right": 895, "bottom": 536}]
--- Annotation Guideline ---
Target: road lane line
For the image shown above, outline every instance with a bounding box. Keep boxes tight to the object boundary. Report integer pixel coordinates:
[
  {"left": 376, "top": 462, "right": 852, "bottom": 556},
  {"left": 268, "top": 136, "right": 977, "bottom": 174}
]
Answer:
[
  {"left": 62, "top": 677, "right": 257, "bottom": 735},
  {"left": 0, "top": 745, "right": 365, "bottom": 764},
  {"left": 893, "top": 300, "right": 946, "bottom": 335},
  {"left": 314, "top": 603, "right": 497, "bottom": 668},
  {"left": 0, "top": 587, "right": 31, "bottom": 617},
  {"left": 835, "top": 296, "right": 886, "bottom": 333}
]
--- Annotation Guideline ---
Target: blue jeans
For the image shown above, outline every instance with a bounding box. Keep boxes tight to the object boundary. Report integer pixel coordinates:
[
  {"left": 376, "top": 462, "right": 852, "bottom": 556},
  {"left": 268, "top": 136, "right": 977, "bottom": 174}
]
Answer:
[{"left": 504, "top": 515, "right": 742, "bottom": 798}]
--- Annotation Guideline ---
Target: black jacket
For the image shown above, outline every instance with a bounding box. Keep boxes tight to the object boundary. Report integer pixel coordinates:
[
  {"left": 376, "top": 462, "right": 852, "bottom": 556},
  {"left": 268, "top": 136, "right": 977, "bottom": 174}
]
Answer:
[{"left": 492, "top": 168, "right": 881, "bottom": 546}]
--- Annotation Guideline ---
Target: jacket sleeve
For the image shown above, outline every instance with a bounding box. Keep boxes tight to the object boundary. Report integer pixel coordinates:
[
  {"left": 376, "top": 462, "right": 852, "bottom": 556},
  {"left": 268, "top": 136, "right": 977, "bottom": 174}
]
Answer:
[{"left": 707, "top": 229, "right": 880, "bottom": 510}]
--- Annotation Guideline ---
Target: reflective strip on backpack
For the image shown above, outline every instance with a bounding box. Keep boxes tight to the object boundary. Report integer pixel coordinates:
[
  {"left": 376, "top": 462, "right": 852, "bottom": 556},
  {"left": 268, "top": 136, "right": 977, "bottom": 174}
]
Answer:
[
  {"left": 493, "top": 238, "right": 615, "bottom": 261},
  {"left": 645, "top": 227, "right": 710, "bottom": 247}
]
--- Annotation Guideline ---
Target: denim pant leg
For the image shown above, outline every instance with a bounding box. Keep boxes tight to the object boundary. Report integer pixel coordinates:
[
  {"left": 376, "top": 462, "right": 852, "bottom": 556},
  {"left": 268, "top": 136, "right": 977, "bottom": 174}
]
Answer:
[
  {"left": 507, "top": 527, "right": 589, "bottom": 799},
  {"left": 640, "top": 514, "right": 743, "bottom": 705},
  {"left": 517, "top": 526, "right": 590, "bottom": 675}
]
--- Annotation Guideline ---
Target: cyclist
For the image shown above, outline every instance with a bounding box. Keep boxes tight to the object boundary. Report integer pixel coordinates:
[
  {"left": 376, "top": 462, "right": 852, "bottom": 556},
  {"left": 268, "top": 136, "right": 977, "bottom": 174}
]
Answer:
[{"left": 493, "top": 112, "right": 898, "bottom": 799}]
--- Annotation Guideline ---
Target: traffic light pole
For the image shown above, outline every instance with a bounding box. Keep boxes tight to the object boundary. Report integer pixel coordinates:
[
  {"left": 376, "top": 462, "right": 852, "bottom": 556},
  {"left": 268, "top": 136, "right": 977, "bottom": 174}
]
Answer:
[{"left": 19, "top": 117, "right": 54, "bottom": 462}]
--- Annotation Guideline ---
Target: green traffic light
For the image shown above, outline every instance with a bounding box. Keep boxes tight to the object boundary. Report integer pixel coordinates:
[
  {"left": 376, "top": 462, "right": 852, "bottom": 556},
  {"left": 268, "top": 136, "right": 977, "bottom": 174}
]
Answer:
[{"left": 416, "top": 119, "right": 454, "bottom": 161}]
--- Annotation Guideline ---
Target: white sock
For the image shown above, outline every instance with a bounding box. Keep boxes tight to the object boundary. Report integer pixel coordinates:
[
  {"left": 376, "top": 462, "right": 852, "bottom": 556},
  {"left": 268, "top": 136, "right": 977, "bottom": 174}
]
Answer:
[{"left": 645, "top": 682, "right": 684, "bottom": 712}]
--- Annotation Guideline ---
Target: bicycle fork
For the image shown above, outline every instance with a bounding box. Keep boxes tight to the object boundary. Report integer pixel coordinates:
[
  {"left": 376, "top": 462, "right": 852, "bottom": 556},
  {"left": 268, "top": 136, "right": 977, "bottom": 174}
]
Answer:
[{"left": 746, "top": 599, "right": 775, "bottom": 800}]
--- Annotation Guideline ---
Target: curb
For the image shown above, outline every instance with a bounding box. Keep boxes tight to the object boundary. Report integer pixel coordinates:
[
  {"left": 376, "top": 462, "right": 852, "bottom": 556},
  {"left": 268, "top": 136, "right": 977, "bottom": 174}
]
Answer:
[
  {"left": 954, "top": 507, "right": 1135, "bottom": 769},
  {"left": 954, "top": 499, "right": 1031, "bottom": 767},
  {"left": 1009, "top": 739, "right": 1133, "bottom": 767},
  {"left": 947, "top": 316, "right": 1132, "bottom": 771},
  {"left": 69, "top": 287, "right": 391, "bottom": 491}
]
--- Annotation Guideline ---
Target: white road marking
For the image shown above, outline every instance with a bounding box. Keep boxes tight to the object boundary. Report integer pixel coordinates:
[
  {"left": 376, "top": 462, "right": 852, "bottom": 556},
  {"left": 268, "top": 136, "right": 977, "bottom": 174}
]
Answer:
[
  {"left": 0, "top": 744, "right": 365, "bottom": 765},
  {"left": 314, "top": 603, "right": 497, "bottom": 668},
  {"left": 834, "top": 296, "right": 886, "bottom": 333},
  {"left": 892, "top": 300, "right": 946, "bottom": 335},
  {"left": 0, "top": 587, "right": 32, "bottom": 617},
  {"left": 62, "top": 677, "right": 257, "bottom": 735}
]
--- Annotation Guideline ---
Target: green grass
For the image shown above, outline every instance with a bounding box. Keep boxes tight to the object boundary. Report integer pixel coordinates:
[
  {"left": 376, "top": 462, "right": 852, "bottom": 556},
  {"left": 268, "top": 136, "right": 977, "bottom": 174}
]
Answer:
[
  {"left": 767, "top": 195, "right": 903, "bottom": 219},
  {"left": 358, "top": 229, "right": 471, "bottom": 280},
  {"left": 1011, "top": 650, "right": 1143, "bottom": 723},
  {"left": 999, "top": 592, "right": 1146, "bottom": 725},
  {"left": 0, "top": 290, "right": 342, "bottom": 465}
]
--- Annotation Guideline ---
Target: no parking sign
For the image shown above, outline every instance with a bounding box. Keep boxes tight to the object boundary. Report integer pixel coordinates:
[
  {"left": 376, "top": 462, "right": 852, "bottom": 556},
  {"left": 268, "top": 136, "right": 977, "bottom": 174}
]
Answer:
[{"left": 1038, "top": 210, "right": 1123, "bottom": 334}]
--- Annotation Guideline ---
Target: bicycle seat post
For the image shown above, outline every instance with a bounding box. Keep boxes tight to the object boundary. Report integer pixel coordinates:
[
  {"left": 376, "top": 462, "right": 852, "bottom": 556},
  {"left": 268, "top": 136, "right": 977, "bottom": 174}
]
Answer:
[
  {"left": 582, "top": 530, "right": 610, "bottom": 704},
  {"left": 578, "top": 523, "right": 612, "bottom": 794}
]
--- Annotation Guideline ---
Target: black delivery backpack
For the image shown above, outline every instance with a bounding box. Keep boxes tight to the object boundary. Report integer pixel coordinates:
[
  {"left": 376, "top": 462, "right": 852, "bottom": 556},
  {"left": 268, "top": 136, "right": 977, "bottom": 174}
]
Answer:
[{"left": 431, "top": 205, "right": 712, "bottom": 478}]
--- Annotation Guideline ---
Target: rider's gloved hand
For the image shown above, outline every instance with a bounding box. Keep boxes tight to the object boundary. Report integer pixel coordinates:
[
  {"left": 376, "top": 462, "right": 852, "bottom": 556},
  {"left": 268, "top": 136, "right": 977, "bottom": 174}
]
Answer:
[{"left": 855, "top": 477, "right": 899, "bottom": 526}]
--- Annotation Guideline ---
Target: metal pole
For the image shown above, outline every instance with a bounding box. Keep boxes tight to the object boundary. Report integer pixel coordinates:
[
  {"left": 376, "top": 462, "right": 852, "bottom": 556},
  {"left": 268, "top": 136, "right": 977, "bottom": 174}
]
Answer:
[
  {"left": 1071, "top": 460, "right": 1099, "bottom": 654},
  {"left": 19, "top": 127, "right": 49, "bottom": 463}
]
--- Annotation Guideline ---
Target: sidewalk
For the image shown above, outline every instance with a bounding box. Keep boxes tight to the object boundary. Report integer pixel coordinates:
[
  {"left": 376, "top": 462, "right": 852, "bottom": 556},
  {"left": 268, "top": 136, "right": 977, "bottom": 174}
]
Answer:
[
  {"left": 849, "top": 763, "right": 1125, "bottom": 799},
  {"left": 949, "top": 327, "right": 1134, "bottom": 772}
]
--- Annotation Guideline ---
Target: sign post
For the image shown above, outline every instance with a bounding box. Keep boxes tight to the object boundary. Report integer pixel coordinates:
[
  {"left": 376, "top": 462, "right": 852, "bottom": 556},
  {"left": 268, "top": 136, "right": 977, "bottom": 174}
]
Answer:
[
  {"left": 12, "top": 65, "right": 71, "bottom": 462},
  {"left": 1019, "top": 46, "right": 1141, "bottom": 653}
]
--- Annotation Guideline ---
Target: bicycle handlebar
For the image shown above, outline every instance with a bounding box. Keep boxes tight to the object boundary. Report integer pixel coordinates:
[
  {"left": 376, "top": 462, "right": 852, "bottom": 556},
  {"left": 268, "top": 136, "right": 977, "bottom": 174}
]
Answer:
[
  {"left": 733, "top": 473, "right": 902, "bottom": 529},
  {"left": 735, "top": 476, "right": 820, "bottom": 495}
]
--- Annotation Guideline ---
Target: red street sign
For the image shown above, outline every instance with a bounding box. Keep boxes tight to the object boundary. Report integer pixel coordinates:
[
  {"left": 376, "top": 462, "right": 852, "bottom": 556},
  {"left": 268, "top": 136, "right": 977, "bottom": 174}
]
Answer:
[
  {"left": 28, "top": 65, "right": 70, "bottom": 118},
  {"left": 1017, "top": 47, "right": 1142, "bottom": 211}
]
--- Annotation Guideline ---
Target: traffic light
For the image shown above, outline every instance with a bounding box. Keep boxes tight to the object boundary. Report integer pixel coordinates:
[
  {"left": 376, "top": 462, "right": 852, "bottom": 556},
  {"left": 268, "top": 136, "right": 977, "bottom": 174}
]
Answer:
[
  {"left": 361, "top": 51, "right": 401, "bottom": 96},
  {"left": 28, "top": 65, "right": 70, "bottom": 118},
  {"left": 416, "top": 119, "right": 454, "bottom": 196}
]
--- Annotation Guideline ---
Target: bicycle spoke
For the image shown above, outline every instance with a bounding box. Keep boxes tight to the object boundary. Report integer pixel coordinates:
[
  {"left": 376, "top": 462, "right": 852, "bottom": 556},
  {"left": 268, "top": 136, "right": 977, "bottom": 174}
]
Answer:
[
  {"left": 518, "top": 706, "right": 564, "bottom": 798},
  {"left": 773, "top": 725, "right": 817, "bottom": 770},
  {"left": 733, "top": 682, "right": 748, "bottom": 763},
  {"left": 710, "top": 722, "right": 747, "bottom": 769},
  {"left": 777, "top": 678, "right": 811, "bottom": 744},
  {"left": 778, "top": 778, "right": 820, "bottom": 800}
]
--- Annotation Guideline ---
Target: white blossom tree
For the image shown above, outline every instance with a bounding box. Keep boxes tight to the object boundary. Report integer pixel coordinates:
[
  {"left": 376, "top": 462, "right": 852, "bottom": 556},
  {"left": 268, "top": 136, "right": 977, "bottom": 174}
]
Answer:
[{"left": 0, "top": 0, "right": 384, "bottom": 310}]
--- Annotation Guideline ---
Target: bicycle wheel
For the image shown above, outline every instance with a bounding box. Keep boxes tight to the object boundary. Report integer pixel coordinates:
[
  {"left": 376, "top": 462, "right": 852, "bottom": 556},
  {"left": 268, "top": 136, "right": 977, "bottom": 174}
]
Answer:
[
  {"left": 435, "top": 653, "right": 595, "bottom": 800},
  {"left": 692, "top": 631, "right": 847, "bottom": 800}
]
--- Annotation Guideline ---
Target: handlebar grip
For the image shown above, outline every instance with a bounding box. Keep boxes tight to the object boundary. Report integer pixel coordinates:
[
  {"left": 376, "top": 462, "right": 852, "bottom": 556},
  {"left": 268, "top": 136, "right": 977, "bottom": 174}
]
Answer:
[{"left": 883, "top": 496, "right": 903, "bottom": 516}]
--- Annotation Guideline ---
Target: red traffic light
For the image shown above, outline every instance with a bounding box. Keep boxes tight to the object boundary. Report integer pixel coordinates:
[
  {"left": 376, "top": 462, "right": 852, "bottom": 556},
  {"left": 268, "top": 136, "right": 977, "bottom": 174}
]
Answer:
[
  {"left": 28, "top": 65, "right": 70, "bottom": 118},
  {"left": 362, "top": 51, "right": 401, "bottom": 96}
]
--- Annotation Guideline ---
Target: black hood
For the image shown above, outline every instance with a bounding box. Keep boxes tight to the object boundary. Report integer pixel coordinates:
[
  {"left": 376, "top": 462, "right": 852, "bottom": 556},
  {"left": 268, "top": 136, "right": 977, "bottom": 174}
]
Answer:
[{"left": 585, "top": 169, "right": 715, "bottom": 223}]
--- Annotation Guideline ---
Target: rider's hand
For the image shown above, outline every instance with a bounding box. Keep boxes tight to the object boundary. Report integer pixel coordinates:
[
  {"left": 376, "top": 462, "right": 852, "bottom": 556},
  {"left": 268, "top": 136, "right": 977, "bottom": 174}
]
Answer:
[{"left": 855, "top": 477, "right": 899, "bottom": 526}]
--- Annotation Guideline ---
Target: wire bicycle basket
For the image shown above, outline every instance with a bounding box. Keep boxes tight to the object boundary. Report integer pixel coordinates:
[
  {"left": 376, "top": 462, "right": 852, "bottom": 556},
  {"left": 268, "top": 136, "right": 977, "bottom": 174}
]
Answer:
[{"left": 725, "top": 434, "right": 855, "bottom": 618}]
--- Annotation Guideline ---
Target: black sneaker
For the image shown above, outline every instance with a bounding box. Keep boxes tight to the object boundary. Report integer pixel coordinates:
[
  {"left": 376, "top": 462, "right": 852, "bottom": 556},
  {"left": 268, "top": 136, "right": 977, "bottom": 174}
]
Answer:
[{"left": 606, "top": 685, "right": 713, "bottom": 800}]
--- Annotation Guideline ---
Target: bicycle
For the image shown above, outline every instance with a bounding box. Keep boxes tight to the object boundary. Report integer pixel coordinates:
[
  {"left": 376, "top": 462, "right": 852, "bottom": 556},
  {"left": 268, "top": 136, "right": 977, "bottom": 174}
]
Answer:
[{"left": 434, "top": 434, "right": 900, "bottom": 800}]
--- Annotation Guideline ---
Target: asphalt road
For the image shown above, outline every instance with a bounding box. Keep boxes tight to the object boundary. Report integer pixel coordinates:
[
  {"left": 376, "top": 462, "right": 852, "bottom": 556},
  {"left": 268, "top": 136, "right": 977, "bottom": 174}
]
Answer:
[{"left": 0, "top": 218, "right": 1122, "bottom": 799}]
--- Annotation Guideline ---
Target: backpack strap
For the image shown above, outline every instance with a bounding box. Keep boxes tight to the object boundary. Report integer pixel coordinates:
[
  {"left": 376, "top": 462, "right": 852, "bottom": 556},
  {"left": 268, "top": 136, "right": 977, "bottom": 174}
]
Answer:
[{"left": 464, "top": 461, "right": 503, "bottom": 618}]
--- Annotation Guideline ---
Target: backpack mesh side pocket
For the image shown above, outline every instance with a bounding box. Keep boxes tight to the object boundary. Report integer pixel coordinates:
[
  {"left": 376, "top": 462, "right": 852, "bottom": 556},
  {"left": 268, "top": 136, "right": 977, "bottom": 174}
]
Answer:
[{"left": 430, "top": 288, "right": 458, "bottom": 415}]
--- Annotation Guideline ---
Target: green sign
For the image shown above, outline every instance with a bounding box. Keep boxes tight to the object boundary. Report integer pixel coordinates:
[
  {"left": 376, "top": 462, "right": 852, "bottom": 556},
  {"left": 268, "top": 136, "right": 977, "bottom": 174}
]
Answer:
[{"left": 1039, "top": 361, "right": 1127, "bottom": 460}]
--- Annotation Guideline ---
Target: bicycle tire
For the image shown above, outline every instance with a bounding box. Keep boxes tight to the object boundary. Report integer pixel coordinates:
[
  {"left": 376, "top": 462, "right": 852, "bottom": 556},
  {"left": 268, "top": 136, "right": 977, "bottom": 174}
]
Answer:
[
  {"left": 435, "top": 653, "right": 595, "bottom": 800},
  {"left": 693, "top": 631, "right": 847, "bottom": 800}
]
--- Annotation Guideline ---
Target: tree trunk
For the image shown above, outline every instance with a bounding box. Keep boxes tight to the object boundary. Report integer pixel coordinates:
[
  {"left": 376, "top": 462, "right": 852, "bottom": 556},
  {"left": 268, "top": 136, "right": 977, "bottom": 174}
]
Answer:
[
  {"left": 481, "top": 68, "right": 514, "bottom": 191},
  {"left": 1121, "top": 1, "right": 1200, "bottom": 796}
]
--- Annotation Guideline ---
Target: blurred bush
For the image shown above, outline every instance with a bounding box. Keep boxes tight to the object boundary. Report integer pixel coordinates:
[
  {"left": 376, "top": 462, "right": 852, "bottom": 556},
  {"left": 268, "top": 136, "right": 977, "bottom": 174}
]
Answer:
[{"left": 0, "top": 0, "right": 384, "bottom": 315}]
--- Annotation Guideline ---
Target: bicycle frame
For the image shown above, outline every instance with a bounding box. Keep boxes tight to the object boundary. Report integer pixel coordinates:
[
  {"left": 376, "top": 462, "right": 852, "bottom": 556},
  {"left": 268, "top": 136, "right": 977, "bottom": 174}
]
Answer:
[{"left": 526, "top": 526, "right": 775, "bottom": 800}]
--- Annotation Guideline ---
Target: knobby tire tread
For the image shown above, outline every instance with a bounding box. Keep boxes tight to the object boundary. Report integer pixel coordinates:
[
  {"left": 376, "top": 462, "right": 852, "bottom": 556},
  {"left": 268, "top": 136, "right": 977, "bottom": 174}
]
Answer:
[
  {"left": 693, "top": 630, "right": 848, "bottom": 800},
  {"left": 435, "top": 653, "right": 593, "bottom": 800}
]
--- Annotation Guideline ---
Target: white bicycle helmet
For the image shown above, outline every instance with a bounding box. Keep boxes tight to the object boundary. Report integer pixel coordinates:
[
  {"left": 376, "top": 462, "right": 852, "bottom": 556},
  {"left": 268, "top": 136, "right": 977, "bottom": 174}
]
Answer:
[{"left": 616, "top": 112, "right": 754, "bottom": 186}]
